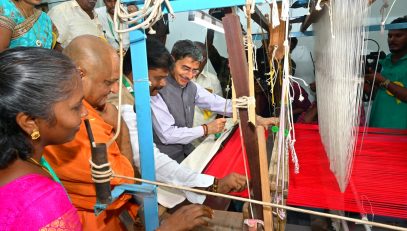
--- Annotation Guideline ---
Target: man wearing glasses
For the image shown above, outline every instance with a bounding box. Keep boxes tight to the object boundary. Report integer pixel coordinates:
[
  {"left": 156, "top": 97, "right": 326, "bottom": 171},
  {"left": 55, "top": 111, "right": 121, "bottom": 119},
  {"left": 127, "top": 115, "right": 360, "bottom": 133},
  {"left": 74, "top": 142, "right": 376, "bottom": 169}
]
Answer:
[{"left": 151, "top": 39, "right": 230, "bottom": 163}]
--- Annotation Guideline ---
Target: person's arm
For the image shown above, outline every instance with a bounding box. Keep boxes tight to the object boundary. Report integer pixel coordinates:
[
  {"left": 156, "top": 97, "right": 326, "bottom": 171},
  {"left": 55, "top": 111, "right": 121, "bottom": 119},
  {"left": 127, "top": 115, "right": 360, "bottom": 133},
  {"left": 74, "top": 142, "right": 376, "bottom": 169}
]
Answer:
[
  {"left": 151, "top": 95, "right": 205, "bottom": 144},
  {"left": 366, "top": 72, "right": 407, "bottom": 103},
  {"left": 159, "top": 204, "right": 213, "bottom": 231},
  {"left": 194, "top": 83, "right": 232, "bottom": 117},
  {"left": 0, "top": 27, "right": 12, "bottom": 52},
  {"left": 122, "top": 105, "right": 246, "bottom": 202},
  {"left": 206, "top": 29, "right": 228, "bottom": 76}
]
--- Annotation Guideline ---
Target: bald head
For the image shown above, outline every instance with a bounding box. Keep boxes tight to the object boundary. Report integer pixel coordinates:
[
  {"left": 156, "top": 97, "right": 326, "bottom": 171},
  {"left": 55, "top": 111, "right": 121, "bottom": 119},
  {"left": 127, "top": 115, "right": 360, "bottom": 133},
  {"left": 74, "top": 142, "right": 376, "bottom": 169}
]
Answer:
[
  {"left": 64, "top": 35, "right": 120, "bottom": 110},
  {"left": 64, "top": 35, "right": 117, "bottom": 71}
]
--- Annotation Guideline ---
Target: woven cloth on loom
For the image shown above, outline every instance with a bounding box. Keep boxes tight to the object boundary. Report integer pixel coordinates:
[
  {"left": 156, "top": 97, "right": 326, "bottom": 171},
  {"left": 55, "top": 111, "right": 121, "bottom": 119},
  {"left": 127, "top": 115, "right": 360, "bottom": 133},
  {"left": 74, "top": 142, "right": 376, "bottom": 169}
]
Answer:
[
  {"left": 289, "top": 124, "right": 407, "bottom": 219},
  {"left": 203, "top": 126, "right": 254, "bottom": 198}
]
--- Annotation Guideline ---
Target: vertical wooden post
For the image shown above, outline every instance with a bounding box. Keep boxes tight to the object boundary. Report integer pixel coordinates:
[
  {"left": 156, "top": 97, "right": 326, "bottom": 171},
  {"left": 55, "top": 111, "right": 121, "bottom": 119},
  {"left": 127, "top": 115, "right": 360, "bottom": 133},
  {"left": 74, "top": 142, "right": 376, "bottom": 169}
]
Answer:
[
  {"left": 222, "top": 13, "right": 263, "bottom": 220},
  {"left": 257, "top": 126, "right": 273, "bottom": 230}
]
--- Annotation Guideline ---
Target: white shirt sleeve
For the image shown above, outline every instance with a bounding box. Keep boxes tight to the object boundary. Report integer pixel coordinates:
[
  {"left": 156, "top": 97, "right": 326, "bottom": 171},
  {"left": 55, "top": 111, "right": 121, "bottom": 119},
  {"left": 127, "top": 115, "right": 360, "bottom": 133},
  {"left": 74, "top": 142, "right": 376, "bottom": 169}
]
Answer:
[
  {"left": 194, "top": 83, "right": 233, "bottom": 117},
  {"left": 121, "top": 105, "right": 213, "bottom": 203},
  {"left": 151, "top": 94, "right": 205, "bottom": 144}
]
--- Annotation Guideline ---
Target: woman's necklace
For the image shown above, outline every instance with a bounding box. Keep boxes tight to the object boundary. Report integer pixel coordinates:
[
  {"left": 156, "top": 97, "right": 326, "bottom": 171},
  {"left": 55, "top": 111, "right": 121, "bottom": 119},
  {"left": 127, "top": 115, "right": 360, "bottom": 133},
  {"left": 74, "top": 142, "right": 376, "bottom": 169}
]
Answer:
[
  {"left": 27, "top": 157, "right": 52, "bottom": 177},
  {"left": 17, "top": 2, "right": 44, "bottom": 47}
]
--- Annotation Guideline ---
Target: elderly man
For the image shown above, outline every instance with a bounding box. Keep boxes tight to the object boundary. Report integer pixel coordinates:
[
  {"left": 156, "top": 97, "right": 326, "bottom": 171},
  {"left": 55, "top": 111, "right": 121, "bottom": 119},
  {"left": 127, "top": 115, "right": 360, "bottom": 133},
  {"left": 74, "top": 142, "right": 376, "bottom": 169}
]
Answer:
[
  {"left": 43, "top": 35, "right": 135, "bottom": 230},
  {"left": 48, "top": 0, "right": 105, "bottom": 49},
  {"left": 151, "top": 39, "right": 277, "bottom": 163}
]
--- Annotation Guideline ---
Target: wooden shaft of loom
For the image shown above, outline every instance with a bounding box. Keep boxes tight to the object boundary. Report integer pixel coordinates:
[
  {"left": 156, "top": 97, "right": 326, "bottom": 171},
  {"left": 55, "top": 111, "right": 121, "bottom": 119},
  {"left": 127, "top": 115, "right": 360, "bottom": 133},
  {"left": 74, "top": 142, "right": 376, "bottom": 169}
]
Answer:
[
  {"left": 257, "top": 126, "right": 273, "bottom": 231},
  {"left": 91, "top": 143, "right": 112, "bottom": 204},
  {"left": 222, "top": 13, "right": 263, "bottom": 220}
]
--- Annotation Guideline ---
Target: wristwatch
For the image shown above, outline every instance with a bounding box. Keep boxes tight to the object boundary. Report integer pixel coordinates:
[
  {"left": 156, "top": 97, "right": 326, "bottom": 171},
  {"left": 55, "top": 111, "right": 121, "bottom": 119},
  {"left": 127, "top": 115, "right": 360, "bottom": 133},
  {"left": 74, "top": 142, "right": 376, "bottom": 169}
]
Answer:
[{"left": 379, "top": 79, "right": 391, "bottom": 89}]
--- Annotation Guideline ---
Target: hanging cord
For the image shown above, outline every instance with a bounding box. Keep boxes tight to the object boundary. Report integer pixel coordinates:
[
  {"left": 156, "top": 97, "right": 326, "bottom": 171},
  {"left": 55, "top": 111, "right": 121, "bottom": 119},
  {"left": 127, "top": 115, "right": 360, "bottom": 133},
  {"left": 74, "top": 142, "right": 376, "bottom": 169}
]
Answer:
[
  {"left": 380, "top": 0, "right": 398, "bottom": 29},
  {"left": 107, "top": 32, "right": 125, "bottom": 147},
  {"left": 107, "top": 0, "right": 174, "bottom": 146},
  {"left": 358, "top": 39, "right": 382, "bottom": 157},
  {"left": 88, "top": 160, "right": 407, "bottom": 231},
  {"left": 113, "top": 0, "right": 175, "bottom": 34}
]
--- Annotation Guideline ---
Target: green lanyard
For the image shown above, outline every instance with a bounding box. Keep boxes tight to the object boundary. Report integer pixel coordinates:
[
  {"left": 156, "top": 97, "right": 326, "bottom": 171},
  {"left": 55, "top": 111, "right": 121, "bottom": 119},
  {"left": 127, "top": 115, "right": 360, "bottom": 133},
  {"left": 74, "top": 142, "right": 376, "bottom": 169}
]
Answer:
[{"left": 123, "top": 77, "right": 134, "bottom": 95}]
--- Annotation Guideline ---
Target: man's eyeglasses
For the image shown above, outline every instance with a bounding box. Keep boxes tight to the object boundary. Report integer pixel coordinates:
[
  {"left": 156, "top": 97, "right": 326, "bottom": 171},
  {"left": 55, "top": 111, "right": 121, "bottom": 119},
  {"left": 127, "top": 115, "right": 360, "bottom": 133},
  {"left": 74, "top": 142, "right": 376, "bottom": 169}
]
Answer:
[{"left": 180, "top": 65, "right": 200, "bottom": 75}]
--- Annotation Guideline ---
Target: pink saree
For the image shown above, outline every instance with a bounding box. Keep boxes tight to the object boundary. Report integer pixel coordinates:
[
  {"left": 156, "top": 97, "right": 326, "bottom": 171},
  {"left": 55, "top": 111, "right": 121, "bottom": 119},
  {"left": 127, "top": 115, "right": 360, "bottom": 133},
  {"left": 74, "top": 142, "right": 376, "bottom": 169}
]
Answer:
[{"left": 0, "top": 174, "right": 81, "bottom": 230}]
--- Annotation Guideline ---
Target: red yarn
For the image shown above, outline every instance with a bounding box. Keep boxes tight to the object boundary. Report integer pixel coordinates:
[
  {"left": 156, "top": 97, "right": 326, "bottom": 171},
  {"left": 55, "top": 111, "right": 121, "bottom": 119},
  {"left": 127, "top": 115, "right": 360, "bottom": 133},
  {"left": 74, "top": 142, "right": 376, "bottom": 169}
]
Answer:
[{"left": 289, "top": 124, "right": 407, "bottom": 218}]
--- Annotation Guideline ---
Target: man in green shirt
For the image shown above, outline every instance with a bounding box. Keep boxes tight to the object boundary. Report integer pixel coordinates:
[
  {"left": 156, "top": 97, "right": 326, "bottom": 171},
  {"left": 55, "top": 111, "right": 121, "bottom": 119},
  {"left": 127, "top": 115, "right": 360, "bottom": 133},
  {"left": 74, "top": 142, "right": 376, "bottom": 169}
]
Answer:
[{"left": 367, "top": 16, "right": 407, "bottom": 129}]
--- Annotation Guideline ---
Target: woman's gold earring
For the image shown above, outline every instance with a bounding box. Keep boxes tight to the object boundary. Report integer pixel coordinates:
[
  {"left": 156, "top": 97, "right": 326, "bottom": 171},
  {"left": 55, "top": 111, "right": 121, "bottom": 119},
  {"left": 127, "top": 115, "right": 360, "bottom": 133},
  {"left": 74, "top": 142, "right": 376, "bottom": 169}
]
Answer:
[{"left": 31, "top": 129, "right": 40, "bottom": 140}]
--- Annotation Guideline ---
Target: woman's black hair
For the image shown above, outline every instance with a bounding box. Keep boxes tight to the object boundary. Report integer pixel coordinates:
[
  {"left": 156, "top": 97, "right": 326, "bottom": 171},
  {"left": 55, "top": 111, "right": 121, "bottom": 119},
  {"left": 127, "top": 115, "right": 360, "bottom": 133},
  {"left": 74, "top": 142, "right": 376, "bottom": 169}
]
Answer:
[{"left": 0, "top": 47, "right": 78, "bottom": 169}]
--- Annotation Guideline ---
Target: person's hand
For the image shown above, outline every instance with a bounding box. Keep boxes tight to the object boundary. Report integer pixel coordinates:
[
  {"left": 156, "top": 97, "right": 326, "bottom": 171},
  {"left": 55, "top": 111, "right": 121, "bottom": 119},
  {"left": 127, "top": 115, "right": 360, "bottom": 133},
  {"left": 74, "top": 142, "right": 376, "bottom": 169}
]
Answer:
[
  {"left": 159, "top": 204, "right": 214, "bottom": 231},
  {"left": 206, "top": 118, "right": 226, "bottom": 134},
  {"left": 98, "top": 103, "right": 118, "bottom": 131},
  {"left": 365, "top": 68, "right": 386, "bottom": 85},
  {"left": 217, "top": 172, "right": 247, "bottom": 194},
  {"left": 256, "top": 115, "right": 279, "bottom": 129},
  {"left": 127, "top": 4, "right": 138, "bottom": 13}
]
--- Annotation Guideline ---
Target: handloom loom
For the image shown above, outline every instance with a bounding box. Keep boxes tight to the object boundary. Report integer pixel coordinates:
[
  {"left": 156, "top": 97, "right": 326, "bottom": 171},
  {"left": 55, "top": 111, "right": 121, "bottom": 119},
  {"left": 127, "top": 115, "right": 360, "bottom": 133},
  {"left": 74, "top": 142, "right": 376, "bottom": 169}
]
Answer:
[{"left": 85, "top": 0, "right": 407, "bottom": 230}]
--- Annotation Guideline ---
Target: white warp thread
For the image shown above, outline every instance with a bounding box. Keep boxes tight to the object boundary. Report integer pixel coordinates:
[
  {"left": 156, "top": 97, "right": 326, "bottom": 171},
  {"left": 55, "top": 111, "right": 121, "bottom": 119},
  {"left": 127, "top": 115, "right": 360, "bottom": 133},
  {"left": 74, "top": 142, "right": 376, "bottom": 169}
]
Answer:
[{"left": 313, "top": 0, "right": 368, "bottom": 192}]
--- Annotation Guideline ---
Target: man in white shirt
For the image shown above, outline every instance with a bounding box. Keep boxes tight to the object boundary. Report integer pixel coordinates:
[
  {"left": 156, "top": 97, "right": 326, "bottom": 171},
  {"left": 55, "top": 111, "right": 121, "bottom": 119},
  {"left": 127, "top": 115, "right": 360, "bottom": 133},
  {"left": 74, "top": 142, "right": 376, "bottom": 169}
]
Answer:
[
  {"left": 192, "top": 41, "right": 223, "bottom": 127},
  {"left": 48, "top": 0, "right": 105, "bottom": 49},
  {"left": 120, "top": 38, "right": 247, "bottom": 204},
  {"left": 95, "top": 0, "right": 130, "bottom": 52}
]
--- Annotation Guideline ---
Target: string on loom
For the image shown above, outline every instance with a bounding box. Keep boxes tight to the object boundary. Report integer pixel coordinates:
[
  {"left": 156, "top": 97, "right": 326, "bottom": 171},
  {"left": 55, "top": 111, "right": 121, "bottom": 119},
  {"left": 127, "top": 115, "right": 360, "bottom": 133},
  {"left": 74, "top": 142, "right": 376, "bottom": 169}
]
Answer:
[
  {"left": 358, "top": 39, "right": 382, "bottom": 155},
  {"left": 107, "top": 32, "right": 125, "bottom": 147},
  {"left": 290, "top": 125, "right": 407, "bottom": 224},
  {"left": 271, "top": 0, "right": 296, "bottom": 220},
  {"left": 113, "top": 0, "right": 175, "bottom": 34},
  {"left": 88, "top": 157, "right": 407, "bottom": 231},
  {"left": 313, "top": 0, "right": 368, "bottom": 193}
]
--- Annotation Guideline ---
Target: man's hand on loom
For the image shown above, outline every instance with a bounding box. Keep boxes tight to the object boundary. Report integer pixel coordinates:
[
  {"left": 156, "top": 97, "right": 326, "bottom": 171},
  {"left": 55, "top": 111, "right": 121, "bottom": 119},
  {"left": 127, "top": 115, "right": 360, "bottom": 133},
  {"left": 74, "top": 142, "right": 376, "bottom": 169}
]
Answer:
[
  {"left": 206, "top": 118, "right": 226, "bottom": 134},
  {"left": 159, "top": 204, "right": 213, "bottom": 231},
  {"left": 218, "top": 173, "right": 247, "bottom": 193},
  {"left": 256, "top": 115, "right": 279, "bottom": 129}
]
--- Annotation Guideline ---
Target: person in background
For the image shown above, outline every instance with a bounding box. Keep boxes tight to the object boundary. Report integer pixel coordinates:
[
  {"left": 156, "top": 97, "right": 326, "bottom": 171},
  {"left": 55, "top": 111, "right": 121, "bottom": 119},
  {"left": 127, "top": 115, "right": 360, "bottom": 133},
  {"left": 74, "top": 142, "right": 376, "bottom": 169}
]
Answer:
[
  {"left": 366, "top": 16, "right": 407, "bottom": 129},
  {"left": 191, "top": 41, "right": 223, "bottom": 146},
  {"left": 95, "top": 0, "right": 131, "bottom": 53},
  {"left": 48, "top": 0, "right": 104, "bottom": 49},
  {"left": 0, "top": 0, "right": 56, "bottom": 51},
  {"left": 0, "top": 47, "right": 85, "bottom": 230}
]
